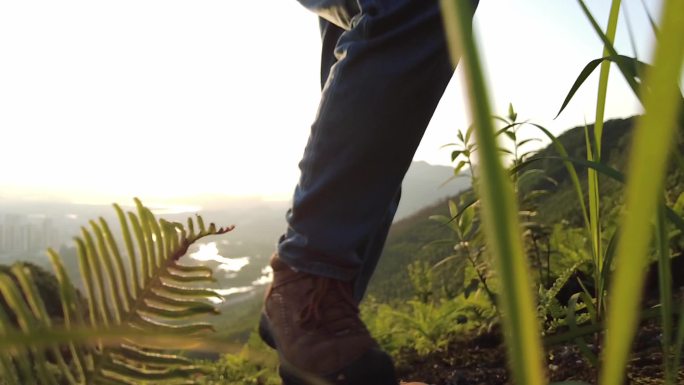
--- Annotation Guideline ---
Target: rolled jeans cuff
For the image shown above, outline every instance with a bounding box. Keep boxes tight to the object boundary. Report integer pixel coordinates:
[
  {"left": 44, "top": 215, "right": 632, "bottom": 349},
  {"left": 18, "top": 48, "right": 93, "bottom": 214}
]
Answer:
[{"left": 297, "top": 0, "right": 360, "bottom": 30}]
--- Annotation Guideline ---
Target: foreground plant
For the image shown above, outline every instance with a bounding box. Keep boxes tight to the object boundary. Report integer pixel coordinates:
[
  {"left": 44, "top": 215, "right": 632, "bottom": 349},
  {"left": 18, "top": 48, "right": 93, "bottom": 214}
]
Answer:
[
  {"left": 440, "top": 1, "right": 545, "bottom": 385},
  {"left": 0, "top": 199, "right": 233, "bottom": 385},
  {"left": 441, "top": 0, "right": 684, "bottom": 385}
]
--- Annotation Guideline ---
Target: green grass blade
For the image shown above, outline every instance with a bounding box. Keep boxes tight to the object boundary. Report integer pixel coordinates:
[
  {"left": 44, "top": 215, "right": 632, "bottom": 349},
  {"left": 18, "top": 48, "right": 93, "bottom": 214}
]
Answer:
[
  {"left": 638, "top": 0, "right": 659, "bottom": 36},
  {"left": 576, "top": 0, "right": 641, "bottom": 95},
  {"left": 593, "top": 0, "right": 621, "bottom": 158},
  {"left": 656, "top": 205, "right": 675, "bottom": 384},
  {"left": 599, "top": 229, "right": 619, "bottom": 299},
  {"left": 588, "top": 2, "right": 621, "bottom": 315},
  {"left": 675, "top": 299, "right": 684, "bottom": 374},
  {"left": 555, "top": 55, "right": 645, "bottom": 118},
  {"left": 599, "top": 1, "right": 684, "bottom": 384},
  {"left": 529, "top": 123, "right": 591, "bottom": 235},
  {"left": 440, "top": 2, "right": 545, "bottom": 385},
  {"left": 584, "top": 124, "right": 602, "bottom": 280},
  {"left": 621, "top": 2, "right": 639, "bottom": 60}
]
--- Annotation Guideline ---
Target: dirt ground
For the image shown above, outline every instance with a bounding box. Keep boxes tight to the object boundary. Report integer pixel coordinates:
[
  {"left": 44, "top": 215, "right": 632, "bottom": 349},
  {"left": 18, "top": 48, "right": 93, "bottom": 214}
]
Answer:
[{"left": 396, "top": 321, "right": 684, "bottom": 385}]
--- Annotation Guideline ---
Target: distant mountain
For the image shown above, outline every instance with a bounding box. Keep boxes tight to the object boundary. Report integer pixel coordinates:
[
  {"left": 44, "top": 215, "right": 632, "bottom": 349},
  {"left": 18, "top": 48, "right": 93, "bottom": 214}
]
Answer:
[
  {"left": 0, "top": 161, "right": 469, "bottom": 282},
  {"left": 190, "top": 161, "right": 470, "bottom": 250},
  {"left": 396, "top": 161, "right": 471, "bottom": 220}
]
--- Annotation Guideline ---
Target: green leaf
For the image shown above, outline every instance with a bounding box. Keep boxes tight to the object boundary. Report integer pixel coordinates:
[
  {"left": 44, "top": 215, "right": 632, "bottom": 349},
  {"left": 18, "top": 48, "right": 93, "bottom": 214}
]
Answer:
[
  {"left": 0, "top": 286, "right": 35, "bottom": 385},
  {"left": 75, "top": 237, "right": 101, "bottom": 328},
  {"left": 128, "top": 314, "right": 215, "bottom": 335},
  {"left": 1, "top": 199, "right": 231, "bottom": 385},
  {"left": 555, "top": 55, "right": 645, "bottom": 119},
  {"left": 575, "top": 0, "right": 642, "bottom": 98},
  {"left": 154, "top": 283, "right": 223, "bottom": 301},
  {"left": 114, "top": 204, "right": 140, "bottom": 298},
  {"left": 11, "top": 265, "right": 80, "bottom": 385},
  {"left": 453, "top": 160, "right": 468, "bottom": 175},
  {"left": 99, "top": 217, "right": 134, "bottom": 309},
  {"left": 567, "top": 294, "right": 598, "bottom": 366},
  {"left": 81, "top": 228, "right": 115, "bottom": 325},
  {"left": 169, "top": 263, "right": 213, "bottom": 278},
  {"left": 47, "top": 249, "right": 88, "bottom": 381},
  {"left": 127, "top": 211, "right": 150, "bottom": 285},
  {"left": 90, "top": 220, "right": 126, "bottom": 322},
  {"left": 464, "top": 124, "right": 474, "bottom": 145},
  {"left": 508, "top": 102, "right": 517, "bottom": 122},
  {"left": 0, "top": 275, "right": 61, "bottom": 385},
  {"left": 116, "top": 343, "right": 192, "bottom": 366},
  {"left": 102, "top": 356, "right": 209, "bottom": 382},
  {"left": 135, "top": 199, "right": 158, "bottom": 275}
]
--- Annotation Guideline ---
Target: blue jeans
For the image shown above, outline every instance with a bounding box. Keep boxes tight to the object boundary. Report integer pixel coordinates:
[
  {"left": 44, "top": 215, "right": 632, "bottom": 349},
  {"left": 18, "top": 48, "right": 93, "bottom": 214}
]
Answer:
[{"left": 278, "top": 0, "right": 477, "bottom": 300}]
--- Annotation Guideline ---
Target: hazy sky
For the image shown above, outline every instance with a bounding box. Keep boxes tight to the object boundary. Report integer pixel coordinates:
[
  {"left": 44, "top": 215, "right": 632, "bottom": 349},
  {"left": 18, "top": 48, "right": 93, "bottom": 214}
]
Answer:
[{"left": 0, "top": 0, "right": 662, "bottom": 204}]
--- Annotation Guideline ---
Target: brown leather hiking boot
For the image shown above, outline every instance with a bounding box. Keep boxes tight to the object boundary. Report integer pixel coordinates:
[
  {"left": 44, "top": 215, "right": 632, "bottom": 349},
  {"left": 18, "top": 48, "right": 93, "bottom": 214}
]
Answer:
[{"left": 259, "top": 255, "right": 397, "bottom": 385}]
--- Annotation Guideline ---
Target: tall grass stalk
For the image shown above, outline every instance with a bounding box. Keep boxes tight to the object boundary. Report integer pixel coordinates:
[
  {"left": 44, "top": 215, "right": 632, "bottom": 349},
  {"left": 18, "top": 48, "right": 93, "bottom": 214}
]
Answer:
[
  {"left": 587, "top": 0, "right": 621, "bottom": 317},
  {"left": 440, "top": 2, "right": 545, "bottom": 385},
  {"left": 655, "top": 204, "right": 675, "bottom": 384},
  {"left": 599, "top": 1, "right": 684, "bottom": 384}
]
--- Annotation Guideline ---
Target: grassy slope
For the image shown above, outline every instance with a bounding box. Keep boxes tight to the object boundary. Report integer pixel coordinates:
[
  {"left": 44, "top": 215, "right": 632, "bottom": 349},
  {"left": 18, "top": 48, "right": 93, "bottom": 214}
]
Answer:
[{"left": 367, "top": 116, "right": 684, "bottom": 301}]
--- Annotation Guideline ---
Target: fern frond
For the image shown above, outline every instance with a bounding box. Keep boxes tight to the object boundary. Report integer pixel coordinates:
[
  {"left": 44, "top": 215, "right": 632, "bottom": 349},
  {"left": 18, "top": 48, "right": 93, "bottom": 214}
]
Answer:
[{"left": 0, "top": 199, "right": 234, "bottom": 384}]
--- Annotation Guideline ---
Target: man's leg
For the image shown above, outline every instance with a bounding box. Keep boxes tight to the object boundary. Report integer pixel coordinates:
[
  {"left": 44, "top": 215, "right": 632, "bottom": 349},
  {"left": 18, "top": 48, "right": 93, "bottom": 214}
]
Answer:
[
  {"left": 263, "top": 0, "right": 478, "bottom": 383},
  {"left": 279, "top": 0, "right": 466, "bottom": 281},
  {"left": 316, "top": 16, "right": 402, "bottom": 302}
]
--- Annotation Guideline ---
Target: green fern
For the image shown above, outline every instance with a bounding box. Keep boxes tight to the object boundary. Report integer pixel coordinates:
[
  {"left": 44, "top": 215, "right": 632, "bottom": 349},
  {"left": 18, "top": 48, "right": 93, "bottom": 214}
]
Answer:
[{"left": 0, "top": 198, "right": 233, "bottom": 385}]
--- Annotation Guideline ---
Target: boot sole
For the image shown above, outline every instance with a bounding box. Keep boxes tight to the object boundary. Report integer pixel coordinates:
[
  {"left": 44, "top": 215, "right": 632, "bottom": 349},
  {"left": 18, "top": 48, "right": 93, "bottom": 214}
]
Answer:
[{"left": 258, "top": 311, "right": 398, "bottom": 385}]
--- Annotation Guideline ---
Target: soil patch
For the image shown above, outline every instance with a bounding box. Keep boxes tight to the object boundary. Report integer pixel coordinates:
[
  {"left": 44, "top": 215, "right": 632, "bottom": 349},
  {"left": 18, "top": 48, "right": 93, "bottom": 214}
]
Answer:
[{"left": 396, "top": 321, "right": 683, "bottom": 385}]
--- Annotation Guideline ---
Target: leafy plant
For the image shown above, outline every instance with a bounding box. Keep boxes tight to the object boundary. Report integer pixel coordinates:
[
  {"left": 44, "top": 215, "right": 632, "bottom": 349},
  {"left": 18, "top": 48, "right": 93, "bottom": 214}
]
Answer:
[
  {"left": 536, "top": 261, "right": 582, "bottom": 334},
  {"left": 429, "top": 196, "right": 497, "bottom": 305},
  {"left": 362, "top": 292, "right": 495, "bottom": 357},
  {"left": 200, "top": 332, "right": 279, "bottom": 385},
  {"left": 0, "top": 199, "right": 233, "bottom": 385},
  {"left": 440, "top": 1, "right": 684, "bottom": 385}
]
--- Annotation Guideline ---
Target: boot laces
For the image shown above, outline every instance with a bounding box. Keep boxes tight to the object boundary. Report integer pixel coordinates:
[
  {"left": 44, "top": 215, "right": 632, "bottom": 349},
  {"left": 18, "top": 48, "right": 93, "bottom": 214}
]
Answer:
[{"left": 300, "top": 276, "right": 360, "bottom": 330}]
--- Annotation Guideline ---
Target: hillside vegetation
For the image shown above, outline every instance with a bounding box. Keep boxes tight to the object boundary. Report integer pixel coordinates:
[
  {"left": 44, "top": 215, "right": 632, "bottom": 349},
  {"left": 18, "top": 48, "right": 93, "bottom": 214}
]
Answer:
[{"left": 368, "top": 116, "right": 684, "bottom": 303}]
